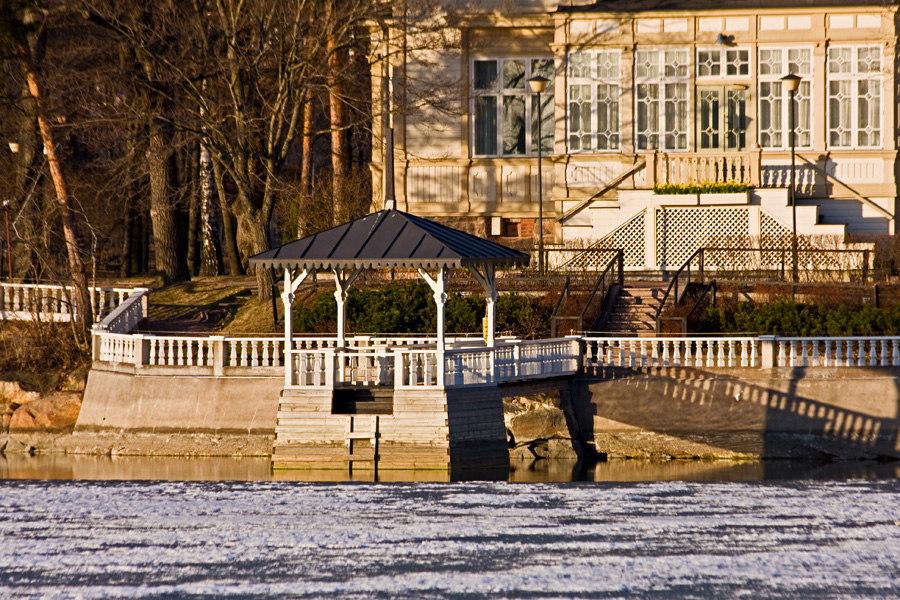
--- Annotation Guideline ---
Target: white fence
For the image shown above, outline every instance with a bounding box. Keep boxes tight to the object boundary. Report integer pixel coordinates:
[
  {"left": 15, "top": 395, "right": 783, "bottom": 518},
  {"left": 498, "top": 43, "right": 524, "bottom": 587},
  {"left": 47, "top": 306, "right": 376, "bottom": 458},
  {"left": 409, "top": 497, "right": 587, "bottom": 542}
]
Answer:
[
  {"left": 583, "top": 337, "right": 760, "bottom": 369},
  {"left": 91, "top": 322, "right": 900, "bottom": 390},
  {"left": 582, "top": 335, "right": 900, "bottom": 369},
  {"left": 0, "top": 283, "right": 144, "bottom": 323}
]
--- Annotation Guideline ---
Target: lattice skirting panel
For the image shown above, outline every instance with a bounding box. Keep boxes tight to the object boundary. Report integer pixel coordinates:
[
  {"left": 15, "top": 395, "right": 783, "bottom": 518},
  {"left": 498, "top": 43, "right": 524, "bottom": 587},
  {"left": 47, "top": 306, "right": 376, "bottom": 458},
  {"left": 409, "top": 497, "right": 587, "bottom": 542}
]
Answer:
[
  {"left": 655, "top": 207, "right": 751, "bottom": 268},
  {"left": 595, "top": 211, "right": 646, "bottom": 267},
  {"left": 587, "top": 206, "right": 851, "bottom": 271}
]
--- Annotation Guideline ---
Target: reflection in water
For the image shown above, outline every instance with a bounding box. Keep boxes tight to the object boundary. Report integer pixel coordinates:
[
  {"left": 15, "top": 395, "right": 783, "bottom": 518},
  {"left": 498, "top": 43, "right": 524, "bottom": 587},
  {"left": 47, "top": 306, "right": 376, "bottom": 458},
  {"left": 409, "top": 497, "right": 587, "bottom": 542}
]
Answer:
[{"left": 1, "top": 454, "right": 898, "bottom": 482}]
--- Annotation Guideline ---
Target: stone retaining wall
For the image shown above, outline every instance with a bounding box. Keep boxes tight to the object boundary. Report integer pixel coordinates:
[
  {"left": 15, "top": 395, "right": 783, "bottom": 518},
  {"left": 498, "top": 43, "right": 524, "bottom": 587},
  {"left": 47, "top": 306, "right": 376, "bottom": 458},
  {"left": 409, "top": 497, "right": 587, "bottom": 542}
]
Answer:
[{"left": 571, "top": 366, "right": 900, "bottom": 460}]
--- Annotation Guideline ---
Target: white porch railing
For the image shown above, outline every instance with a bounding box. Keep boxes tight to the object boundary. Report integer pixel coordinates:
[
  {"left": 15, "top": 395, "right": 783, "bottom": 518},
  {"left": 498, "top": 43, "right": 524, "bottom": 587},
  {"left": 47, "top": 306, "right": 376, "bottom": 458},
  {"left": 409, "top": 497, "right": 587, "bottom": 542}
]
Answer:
[{"left": 0, "top": 283, "right": 144, "bottom": 323}]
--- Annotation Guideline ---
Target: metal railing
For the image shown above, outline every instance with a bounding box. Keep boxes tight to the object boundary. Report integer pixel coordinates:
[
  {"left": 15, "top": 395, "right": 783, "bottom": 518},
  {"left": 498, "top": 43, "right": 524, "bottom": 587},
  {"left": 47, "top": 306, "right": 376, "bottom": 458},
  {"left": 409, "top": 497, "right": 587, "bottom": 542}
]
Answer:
[
  {"left": 702, "top": 247, "right": 872, "bottom": 283},
  {"left": 552, "top": 250, "right": 624, "bottom": 336},
  {"left": 655, "top": 248, "right": 706, "bottom": 332},
  {"left": 657, "top": 280, "right": 717, "bottom": 335}
]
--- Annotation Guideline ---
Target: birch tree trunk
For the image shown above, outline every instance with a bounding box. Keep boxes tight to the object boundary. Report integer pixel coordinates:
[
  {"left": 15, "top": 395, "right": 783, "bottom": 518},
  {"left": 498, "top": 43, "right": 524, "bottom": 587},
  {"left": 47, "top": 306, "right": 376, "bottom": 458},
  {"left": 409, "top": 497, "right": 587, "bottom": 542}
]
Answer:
[{"left": 198, "top": 141, "right": 223, "bottom": 276}]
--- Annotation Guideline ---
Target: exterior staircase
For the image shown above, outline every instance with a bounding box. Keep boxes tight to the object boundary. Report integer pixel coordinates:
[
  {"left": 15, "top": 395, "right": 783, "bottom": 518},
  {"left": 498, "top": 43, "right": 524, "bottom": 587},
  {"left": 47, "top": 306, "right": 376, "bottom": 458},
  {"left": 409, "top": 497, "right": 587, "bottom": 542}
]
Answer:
[{"left": 602, "top": 283, "right": 664, "bottom": 335}]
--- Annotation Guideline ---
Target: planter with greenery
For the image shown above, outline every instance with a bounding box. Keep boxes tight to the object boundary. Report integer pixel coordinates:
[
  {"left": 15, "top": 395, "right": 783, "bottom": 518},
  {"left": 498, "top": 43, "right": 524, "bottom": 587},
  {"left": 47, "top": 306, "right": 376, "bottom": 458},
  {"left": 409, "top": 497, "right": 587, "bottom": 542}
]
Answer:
[{"left": 653, "top": 182, "right": 749, "bottom": 205}]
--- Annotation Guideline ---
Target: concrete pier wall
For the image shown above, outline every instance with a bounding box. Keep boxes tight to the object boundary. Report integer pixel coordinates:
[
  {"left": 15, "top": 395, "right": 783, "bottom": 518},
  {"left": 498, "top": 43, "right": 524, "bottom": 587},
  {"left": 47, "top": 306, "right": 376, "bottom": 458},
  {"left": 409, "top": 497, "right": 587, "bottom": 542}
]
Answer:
[
  {"left": 573, "top": 366, "right": 900, "bottom": 460},
  {"left": 71, "top": 367, "right": 282, "bottom": 456},
  {"left": 72, "top": 362, "right": 900, "bottom": 463}
]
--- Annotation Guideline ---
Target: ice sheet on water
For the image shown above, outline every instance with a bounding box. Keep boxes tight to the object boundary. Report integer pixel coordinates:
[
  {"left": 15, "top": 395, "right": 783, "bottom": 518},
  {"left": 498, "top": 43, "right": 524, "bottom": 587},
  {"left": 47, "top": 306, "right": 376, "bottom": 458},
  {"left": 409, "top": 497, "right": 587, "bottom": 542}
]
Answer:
[{"left": 0, "top": 480, "right": 899, "bottom": 599}]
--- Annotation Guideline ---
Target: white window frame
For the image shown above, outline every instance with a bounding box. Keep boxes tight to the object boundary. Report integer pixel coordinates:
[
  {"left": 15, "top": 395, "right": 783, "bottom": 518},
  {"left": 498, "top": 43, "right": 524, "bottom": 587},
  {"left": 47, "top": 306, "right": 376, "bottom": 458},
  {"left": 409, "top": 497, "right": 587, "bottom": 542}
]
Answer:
[
  {"left": 634, "top": 48, "right": 690, "bottom": 151},
  {"left": 827, "top": 45, "right": 882, "bottom": 149},
  {"left": 566, "top": 49, "right": 622, "bottom": 153},
  {"left": 470, "top": 57, "right": 555, "bottom": 158},
  {"left": 757, "top": 46, "right": 813, "bottom": 150},
  {"left": 696, "top": 47, "right": 751, "bottom": 79}
]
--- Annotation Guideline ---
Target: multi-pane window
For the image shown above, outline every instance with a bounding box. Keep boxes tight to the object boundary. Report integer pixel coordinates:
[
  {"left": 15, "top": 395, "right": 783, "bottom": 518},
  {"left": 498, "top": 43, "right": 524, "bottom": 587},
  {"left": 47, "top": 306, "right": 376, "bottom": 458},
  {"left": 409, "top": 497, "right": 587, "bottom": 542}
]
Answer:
[
  {"left": 758, "top": 48, "right": 812, "bottom": 148},
  {"left": 566, "top": 50, "right": 621, "bottom": 152},
  {"left": 635, "top": 49, "right": 689, "bottom": 150},
  {"left": 697, "top": 48, "right": 750, "bottom": 78},
  {"left": 472, "top": 58, "right": 554, "bottom": 157},
  {"left": 828, "top": 46, "right": 881, "bottom": 148}
]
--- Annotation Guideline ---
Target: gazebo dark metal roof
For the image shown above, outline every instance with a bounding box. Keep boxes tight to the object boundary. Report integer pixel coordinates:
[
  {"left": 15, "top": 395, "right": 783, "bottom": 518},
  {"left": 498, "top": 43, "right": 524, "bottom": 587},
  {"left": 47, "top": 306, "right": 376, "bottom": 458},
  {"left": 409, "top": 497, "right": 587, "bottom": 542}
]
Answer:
[{"left": 249, "top": 209, "right": 530, "bottom": 270}]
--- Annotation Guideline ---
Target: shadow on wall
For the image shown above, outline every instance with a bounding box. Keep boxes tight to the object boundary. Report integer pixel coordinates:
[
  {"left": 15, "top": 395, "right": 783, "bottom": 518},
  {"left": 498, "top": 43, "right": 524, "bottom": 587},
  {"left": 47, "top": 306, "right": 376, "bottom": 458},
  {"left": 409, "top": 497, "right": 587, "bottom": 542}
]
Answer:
[{"left": 574, "top": 365, "right": 900, "bottom": 460}]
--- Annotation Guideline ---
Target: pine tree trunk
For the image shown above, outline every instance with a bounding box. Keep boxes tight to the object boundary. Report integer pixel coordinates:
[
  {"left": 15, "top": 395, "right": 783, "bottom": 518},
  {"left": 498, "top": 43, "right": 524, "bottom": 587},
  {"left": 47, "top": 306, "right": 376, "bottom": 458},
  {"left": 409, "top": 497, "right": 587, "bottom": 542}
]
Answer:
[
  {"left": 211, "top": 157, "right": 244, "bottom": 276},
  {"left": 148, "top": 119, "right": 189, "bottom": 284},
  {"left": 298, "top": 89, "right": 315, "bottom": 238},
  {"left": 18, "top": 45, "right": 92, "bottom": 334},
  {"left": 244, "top": 213, "right": 274, "bottom": 303},
  {"left": 327, "top": 1, "right": 351, "bottom": 226},
  {"left": 187, "top": 142, "right": 201, "bottom": 276}
]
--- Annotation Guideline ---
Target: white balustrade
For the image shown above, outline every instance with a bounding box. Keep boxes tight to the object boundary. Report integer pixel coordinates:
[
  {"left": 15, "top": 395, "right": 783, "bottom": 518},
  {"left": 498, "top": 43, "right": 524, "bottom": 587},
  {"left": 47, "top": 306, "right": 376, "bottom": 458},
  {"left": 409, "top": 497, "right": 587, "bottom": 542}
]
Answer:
[
  {"left": 148, "top": 336, "right": 215, "bottom": 367},
  {"left": 396, "top": 350, "right": 441, "bottom": 388},
  {"left": 225, "top": 338, "right": 283, "bottom": 367},
  {"left": 2, "top": 283, "right": 144, "bottom": 323},
  {"left": 581, "top": 337, "right": 760, "bottom": 369},
  {"left": 291, "top": 349, "right": 334, "bottom": 387},
  {"left": 97, "top": 333, "right": 138, "bottom": 364},
  {"left": 91, "top": 328, "right": 900, "bottom": 387},
  {"left": 772, "top": 338, "right": 900, "bottom": 368},
  {"left": 336, "top": 348, "right": 394, "bottom": 386},
  {"left": 444, "top": 349, "right": 493, "bottom": 387}
]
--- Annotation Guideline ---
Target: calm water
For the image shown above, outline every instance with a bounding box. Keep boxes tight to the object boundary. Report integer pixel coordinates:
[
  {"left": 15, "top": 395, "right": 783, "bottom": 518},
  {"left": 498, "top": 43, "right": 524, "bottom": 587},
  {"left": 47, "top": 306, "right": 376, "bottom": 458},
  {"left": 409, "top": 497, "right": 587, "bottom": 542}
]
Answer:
[{"left": 1, "top": 456, "right": 900, "bottom": 599}]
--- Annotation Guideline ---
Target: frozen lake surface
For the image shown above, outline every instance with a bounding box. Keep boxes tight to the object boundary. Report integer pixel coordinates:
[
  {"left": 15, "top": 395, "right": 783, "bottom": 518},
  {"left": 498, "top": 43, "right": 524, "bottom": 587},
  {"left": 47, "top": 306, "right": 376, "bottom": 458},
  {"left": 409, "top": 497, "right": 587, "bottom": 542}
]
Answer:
[{"left": 2, "top": 477, "right": 900, "bottom": 599}]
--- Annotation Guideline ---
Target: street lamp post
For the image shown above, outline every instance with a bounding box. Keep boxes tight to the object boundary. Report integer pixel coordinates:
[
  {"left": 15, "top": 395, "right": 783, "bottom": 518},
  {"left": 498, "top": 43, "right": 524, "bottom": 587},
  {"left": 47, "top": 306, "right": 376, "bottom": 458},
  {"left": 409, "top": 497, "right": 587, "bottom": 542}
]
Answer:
[
  {"left": 527, "top": 75, "right": 549, "bottom": 275},
  {"left": 2, "top": 199, "right": 10, "bottom": 281},
  {"left": 781, "top": 73, "right": 801, "bottom": 284}
]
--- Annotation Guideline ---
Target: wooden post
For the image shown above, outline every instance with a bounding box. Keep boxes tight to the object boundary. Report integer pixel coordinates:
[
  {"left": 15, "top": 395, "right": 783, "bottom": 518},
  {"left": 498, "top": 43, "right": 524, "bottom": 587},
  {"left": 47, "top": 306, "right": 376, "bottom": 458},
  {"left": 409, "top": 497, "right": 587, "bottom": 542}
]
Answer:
[
  {"left": 418, "top": 266, "right": 449, "bottom": 352},
  {"left": 333, "top": 267, "right": 362, "bottom": 349}
]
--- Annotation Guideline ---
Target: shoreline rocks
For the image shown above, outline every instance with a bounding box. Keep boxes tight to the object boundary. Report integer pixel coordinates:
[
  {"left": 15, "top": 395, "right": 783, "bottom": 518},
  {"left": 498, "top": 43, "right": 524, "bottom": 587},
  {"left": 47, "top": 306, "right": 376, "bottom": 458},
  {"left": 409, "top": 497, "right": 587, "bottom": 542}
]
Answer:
[{"left": 1, "top": 381, "right": 82, "bottom": 455}]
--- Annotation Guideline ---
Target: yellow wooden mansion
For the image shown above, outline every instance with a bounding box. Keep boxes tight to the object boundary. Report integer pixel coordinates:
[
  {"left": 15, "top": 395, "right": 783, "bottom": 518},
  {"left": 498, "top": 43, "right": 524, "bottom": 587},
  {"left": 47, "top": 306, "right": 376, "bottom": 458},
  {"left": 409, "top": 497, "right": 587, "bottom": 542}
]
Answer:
[{"left": 371, "top": 0, "right": 898, "bottom": 271}]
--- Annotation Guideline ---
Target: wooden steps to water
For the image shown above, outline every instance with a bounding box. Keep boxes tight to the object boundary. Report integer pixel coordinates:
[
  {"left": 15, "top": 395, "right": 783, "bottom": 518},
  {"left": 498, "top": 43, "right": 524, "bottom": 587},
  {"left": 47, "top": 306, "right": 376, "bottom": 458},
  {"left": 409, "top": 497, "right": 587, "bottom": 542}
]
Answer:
[{"left": 271, "top": 386, "right": 509, "bottom": 470}]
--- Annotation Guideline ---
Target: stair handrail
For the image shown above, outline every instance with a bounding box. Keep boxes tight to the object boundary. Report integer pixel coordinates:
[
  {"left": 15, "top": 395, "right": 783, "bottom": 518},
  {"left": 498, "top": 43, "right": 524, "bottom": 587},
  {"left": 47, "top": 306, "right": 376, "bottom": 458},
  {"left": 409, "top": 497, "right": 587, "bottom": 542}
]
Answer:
[
  {"left": 558, "top": 159, "right": 647, "bottom": 222},
  {"left": 657, "top": 280, "right": 717, "bottom": 335},
  {"left": 654, "top": 248, "right": 705, "bottom": 331},
  {"left": 549, "top": 275, "right": 572, "bottom": 338},
  {"left": 578, "top": 249, "right": 624, "bottom": 331}
]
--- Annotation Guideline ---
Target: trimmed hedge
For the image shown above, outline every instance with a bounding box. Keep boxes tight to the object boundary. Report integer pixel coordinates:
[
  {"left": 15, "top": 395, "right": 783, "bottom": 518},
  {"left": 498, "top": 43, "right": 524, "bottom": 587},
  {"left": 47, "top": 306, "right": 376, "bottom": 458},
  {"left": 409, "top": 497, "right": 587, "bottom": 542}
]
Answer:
[
  {"left": 706, "top": 299, "right": 900, "bottom": 336},
  {"left": 293, "top": 280, "right": 550, "bottom": 337}
]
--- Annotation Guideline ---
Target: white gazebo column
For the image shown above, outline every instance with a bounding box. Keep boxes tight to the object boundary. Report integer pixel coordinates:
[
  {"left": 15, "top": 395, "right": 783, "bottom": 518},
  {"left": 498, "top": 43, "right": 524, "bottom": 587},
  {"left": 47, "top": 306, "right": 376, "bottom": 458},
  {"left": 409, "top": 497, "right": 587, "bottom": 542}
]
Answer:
[
  {"left": 282, "top": 267, "right": 310, "bottom": 386},
  {"left": 468, "top": 263, "right": 497, "bottom": 348},
  {"left": 333, "top": 267, "right": 362, "bottom": 348},
  {"left": 418, "top": 266, "right": 449, "bottom": 351}
]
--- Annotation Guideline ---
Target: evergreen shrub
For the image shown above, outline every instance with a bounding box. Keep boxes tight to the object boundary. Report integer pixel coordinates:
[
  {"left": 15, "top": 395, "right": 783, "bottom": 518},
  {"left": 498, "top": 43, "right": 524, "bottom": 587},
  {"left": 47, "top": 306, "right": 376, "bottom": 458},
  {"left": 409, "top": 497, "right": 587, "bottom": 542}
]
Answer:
[{"left": 706, "top": 298, "right": 900, "bottom": 336}]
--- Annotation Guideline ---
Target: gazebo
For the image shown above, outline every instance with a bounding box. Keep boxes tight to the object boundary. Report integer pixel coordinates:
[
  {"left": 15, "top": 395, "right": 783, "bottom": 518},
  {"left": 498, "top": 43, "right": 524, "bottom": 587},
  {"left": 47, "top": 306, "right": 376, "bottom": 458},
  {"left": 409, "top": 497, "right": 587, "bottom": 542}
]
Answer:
[
  {"left": 250, "top": 207, "right": 530, "bottom": 355},
  {"left": 250, "top": 208, "right": 532, "bottom": 471}
]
